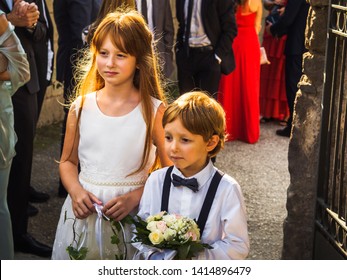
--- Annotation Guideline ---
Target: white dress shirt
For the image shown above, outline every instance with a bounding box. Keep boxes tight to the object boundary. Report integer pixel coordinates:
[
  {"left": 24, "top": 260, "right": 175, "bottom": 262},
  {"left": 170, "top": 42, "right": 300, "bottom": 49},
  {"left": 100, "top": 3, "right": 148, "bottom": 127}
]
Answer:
[
  {"left": 184, "top": 0, "right": 211, "bottom": 47},
  {"left": 135, "top": 0, "right": 154, "bottom": 31},
  {"left": 138, "top": 161, "right": 250, "bottom": 260},
  {"left": 5, "top": 0, "right": 12, "bottom": 10},
  {"left": 40, "top": 0, "right": 53, "bottom": 81}
]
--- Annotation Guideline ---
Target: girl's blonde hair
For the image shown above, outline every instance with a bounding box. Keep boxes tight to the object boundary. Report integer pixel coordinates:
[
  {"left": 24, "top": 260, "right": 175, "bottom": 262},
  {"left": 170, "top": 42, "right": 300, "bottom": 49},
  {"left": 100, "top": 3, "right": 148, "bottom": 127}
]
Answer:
[
  {"left": 162, "top": 91, "right": 226, "bottom": 158},
  {"left": 74, "top": 9, "right": 166, "bottom": 175}
]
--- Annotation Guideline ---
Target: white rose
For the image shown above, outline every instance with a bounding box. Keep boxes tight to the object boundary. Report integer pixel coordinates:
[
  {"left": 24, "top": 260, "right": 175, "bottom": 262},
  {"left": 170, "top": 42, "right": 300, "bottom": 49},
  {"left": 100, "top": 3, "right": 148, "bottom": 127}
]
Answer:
[{"left": 146, "top": 221, "right": 158, "bottom": 232}]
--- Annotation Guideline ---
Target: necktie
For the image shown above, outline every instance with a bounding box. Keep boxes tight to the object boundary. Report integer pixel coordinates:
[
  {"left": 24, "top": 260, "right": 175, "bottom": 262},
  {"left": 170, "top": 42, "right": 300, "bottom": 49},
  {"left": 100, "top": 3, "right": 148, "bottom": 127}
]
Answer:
[
  {"left": 141, "top": 0, "right": 148, "bottom": 23},
  {"left": 172, "top": 174, "right": 199, "bottom": 192},
  {"left": 184, "top": 0, "right": 193, "bottom": 55}
]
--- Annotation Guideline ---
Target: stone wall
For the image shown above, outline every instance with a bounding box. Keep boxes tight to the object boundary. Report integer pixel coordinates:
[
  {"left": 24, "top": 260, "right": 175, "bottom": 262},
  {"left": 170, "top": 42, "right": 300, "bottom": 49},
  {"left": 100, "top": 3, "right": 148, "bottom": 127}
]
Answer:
[
  {"left": 37, "top": 0, "right": 64, "bottom": 128},
  {"left": 281, "top": 0, "right": 329, "bottom": 259}
]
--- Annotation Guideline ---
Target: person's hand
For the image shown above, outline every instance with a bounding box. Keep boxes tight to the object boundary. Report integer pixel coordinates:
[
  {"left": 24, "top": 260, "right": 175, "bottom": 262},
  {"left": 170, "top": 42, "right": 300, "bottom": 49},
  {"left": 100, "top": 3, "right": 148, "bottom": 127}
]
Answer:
[
  {"left": 103, "top": 187, "right": 143, "bottom": 221},
  {"left": 103, "top": 195, "right": 132, "bottom": 221},
  {"left": 7, "top": 0, "right": 39, "bottom": 28},
  {"left": 265, "top": 21, "right": 273, "bottom": 35},
  {"left": 278, "top": 6, "right": 285, "bottom": 16},
  {"left": 70, "top": 187, "right": 102, "bottom": 219}
]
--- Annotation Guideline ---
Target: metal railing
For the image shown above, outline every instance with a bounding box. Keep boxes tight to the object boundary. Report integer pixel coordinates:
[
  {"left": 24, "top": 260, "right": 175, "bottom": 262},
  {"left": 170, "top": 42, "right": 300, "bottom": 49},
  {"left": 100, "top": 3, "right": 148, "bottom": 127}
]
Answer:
[{"left": 315, "top": 0, "right": 347, "bottom": 259}]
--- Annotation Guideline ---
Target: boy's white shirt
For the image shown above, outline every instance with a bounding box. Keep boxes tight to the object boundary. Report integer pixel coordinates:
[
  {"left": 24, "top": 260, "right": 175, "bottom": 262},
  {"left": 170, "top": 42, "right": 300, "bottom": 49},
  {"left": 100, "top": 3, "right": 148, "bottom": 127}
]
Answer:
[{"left": 137, "top": 161, "right": 250, "bottom": 260}]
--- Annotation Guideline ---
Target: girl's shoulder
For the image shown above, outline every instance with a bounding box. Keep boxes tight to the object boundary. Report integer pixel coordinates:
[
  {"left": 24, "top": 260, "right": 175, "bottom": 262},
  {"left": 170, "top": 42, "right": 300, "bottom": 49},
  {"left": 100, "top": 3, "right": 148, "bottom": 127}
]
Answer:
[{"left": 72, "top": 91, "right": 96, "bottom": 115}]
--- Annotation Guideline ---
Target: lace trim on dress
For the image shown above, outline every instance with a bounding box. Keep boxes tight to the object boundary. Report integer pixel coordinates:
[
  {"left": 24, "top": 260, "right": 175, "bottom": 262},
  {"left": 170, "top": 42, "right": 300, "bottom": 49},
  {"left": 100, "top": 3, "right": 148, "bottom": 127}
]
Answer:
[{"left": 79, "top": 173, "right": 146, "bottom": 187}]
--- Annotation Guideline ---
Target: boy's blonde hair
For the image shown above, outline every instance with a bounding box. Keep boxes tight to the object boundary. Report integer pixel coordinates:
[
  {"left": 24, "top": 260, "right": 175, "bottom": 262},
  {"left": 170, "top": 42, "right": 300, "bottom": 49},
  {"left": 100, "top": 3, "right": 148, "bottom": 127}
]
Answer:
[{"left": 163, "top": 91, "right": 226, "bottom": 157}]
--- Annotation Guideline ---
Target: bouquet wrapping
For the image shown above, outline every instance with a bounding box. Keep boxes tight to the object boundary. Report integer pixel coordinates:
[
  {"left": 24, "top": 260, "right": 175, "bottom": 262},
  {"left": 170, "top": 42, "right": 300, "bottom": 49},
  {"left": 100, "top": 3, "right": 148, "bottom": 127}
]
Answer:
[{"left": 132, "top": 211, "right": 212, "bottom": 260}]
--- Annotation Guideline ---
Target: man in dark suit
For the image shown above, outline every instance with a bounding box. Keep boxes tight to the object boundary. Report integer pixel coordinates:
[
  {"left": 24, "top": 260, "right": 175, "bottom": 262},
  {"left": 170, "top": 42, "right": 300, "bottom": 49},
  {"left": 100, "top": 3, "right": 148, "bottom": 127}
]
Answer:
[
  {"left": 136, "top": 0, "right": 175, "bottom": 80},
  {"left": 0, "top": 0, "right": 52, "bottom": 257},
  {"left": 53, "top": 0, "right": 100, "bottom": 197},
  {"left": 33, "top": 0, "right": 53, "bottom": 119},
  {"left": 175, "top": 0, "right": 237, "bottom": 98},
  {"left": 265, "top": 0, "right": 309, "bottom": 137},
  {"left": 26, "top": 0, "right": 54, "bottom": 216}
]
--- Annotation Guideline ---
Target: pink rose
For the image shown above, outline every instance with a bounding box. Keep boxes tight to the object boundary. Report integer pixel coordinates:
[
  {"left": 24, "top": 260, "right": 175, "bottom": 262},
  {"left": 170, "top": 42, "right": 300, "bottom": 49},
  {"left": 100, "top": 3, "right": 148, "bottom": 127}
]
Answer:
[{"left": 156, "top": 221, "right": 167, "bottom": 233}]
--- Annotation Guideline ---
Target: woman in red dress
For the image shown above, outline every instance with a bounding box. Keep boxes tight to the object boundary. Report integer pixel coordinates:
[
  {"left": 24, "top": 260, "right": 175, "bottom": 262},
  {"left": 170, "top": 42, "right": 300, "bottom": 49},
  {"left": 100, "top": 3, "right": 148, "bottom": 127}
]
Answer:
[
  {"left": 259, "top": 0, "right": 289, "bottom": 123},
  {"left": 218, "top": 0, "right": 263, "bottom": 144}
]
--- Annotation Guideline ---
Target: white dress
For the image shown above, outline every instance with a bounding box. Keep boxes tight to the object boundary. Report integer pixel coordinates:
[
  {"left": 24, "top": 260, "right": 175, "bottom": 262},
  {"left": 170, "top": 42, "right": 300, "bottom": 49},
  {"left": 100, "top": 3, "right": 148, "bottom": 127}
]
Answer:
[{"left": 52, "top": 92, "right": 161, "bottom": 260}]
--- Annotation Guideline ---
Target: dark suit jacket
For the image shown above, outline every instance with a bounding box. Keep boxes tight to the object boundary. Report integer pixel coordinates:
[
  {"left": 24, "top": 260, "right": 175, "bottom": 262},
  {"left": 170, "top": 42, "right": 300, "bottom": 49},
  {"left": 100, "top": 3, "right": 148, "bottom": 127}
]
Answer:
[
  {"left": 53, "top": 0, "right": 100, "bottom": 88},
  {"left": 270, "top": 0, "right": 309, "bottom": 56},
  {"left": 33, "top": 0, "right": 54, "bottom": 86},
  {"left": 0, "top": 0, "right": 47, "bottom": 94},
  {"left": 175, "top": 0, "right": 237, "bottom": 74},
  {"left": 33, "top": 0, "right": 54, "bottom": 116},
  {"left": 151, "top": 0, "right": 175, "bottom": 79}
]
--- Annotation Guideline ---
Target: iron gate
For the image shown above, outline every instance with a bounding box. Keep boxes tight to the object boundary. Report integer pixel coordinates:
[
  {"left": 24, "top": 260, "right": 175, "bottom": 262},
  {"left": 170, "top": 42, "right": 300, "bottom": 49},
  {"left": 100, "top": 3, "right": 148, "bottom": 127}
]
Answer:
[{"left": 314, "top": 0, "right": 347, "bottom": 259}]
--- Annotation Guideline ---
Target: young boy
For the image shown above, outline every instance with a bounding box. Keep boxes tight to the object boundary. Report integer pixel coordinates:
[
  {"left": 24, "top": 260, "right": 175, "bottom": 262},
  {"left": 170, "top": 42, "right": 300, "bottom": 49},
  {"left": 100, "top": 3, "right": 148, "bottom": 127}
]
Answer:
[{"left": 136, "top": 91, "right": 250, "bottom": 260}]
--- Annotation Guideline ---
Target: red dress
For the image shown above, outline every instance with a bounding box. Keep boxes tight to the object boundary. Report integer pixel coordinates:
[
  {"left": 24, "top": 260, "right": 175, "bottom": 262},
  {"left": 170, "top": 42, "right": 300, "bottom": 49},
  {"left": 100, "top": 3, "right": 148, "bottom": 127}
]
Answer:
[
  {"left": 218, "top": 9, "right": 260, "bottom": 144},
  {"left": 259, "top": 6, "right": 289, "bottom": 121}
]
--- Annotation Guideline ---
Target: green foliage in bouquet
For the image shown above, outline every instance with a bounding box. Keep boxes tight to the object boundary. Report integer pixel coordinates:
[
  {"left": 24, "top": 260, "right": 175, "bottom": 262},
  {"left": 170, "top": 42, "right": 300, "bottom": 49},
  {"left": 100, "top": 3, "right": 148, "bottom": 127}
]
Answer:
[{"left": 131, "top": 211, "right": 213, "bottom": 260}]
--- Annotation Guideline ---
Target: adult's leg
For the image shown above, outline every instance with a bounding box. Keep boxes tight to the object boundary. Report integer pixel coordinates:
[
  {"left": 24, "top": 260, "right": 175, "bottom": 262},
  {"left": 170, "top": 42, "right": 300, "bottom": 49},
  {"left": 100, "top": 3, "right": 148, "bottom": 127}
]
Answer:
[
  {"left": 193, "top": 50, "right": 221, "bottom": 99},
  {"left": 176, "top": 49, "right": 196, "bottom": 95},
  {"left": 7, "top": 87, "right": 37, "bottom": 242}
]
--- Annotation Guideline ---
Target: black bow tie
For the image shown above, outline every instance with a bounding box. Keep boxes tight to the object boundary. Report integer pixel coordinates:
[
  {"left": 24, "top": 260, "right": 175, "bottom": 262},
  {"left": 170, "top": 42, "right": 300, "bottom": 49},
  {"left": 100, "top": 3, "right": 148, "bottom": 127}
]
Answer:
[{"left": 172, "top": 174, "right": 199, "bottom": 192}]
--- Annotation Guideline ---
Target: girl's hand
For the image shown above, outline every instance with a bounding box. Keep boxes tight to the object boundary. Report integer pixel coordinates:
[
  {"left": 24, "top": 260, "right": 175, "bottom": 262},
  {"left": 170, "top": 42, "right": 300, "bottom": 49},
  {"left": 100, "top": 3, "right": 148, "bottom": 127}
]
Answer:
[
  {"left": 70, "top": 188, "right": 102, "bottom": 219},
  {"left": 103, "top": 195, "right": 131, "bottom": 221},
  {"left": 103, "top": 187, "right": 144, "bottom": 221}
]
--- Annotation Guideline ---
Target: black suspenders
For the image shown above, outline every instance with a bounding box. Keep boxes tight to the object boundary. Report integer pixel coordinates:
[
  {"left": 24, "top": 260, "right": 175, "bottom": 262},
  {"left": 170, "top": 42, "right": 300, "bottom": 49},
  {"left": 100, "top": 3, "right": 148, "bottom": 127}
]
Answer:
[{"left": 160, "top": 166, "right": 224, "bottom": 236}]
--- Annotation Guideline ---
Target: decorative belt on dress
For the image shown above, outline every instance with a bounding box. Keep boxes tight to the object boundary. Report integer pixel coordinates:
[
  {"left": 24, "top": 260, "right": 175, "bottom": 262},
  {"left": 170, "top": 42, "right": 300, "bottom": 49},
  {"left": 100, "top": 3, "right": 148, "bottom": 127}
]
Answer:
[{"left": 79, "top": 174, "right": 146, "bottom": 187}]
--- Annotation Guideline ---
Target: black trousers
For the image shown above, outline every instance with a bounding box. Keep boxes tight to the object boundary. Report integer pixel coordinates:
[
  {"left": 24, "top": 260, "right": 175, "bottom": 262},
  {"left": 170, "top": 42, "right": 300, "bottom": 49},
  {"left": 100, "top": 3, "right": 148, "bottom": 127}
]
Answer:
[
  {"left": 7, "top": 87, "right": 38, "bottom": 240},
  {"left": 285, "top": 54, "right": 303, "bottom": 128},
  {"left": 176, "top": 47, "right": 221, "bottom": 99}
]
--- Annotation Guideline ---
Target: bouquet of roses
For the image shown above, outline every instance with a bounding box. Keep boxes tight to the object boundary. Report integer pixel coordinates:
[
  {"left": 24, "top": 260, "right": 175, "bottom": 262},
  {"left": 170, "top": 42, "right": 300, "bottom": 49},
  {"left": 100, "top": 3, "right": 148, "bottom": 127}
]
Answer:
[{"left": 132, "top": 211, "right": 212, "bottom": 260}]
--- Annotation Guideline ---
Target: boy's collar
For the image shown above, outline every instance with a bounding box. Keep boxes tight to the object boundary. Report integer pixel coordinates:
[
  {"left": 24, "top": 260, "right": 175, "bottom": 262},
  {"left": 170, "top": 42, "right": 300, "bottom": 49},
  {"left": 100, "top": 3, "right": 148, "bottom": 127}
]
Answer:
[{"left": 172, "top": 160, "right": 216, "bottom": 190}]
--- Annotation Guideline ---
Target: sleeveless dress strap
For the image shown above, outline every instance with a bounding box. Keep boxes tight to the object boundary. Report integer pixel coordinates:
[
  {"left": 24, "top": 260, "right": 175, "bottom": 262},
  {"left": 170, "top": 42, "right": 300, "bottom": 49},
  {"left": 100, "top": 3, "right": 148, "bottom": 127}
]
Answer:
[
  {"left": 161, "top": 166, "right": 174, "bottom": 212},
  {"left": 160, "top": 166, "right": 224, "bottom": 236}
]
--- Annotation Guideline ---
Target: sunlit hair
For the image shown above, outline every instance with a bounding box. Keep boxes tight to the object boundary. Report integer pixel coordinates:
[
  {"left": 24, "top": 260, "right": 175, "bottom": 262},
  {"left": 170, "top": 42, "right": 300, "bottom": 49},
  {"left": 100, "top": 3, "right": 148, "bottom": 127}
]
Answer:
[
  {"left": 162, "top": 91, "right": 226, "bottom": 158},
  {"left": 85, "top": 0, "right": 136, "bottom": 44},
  {"left": 73, "top": 9, "right": 166, "bottom": 175}
]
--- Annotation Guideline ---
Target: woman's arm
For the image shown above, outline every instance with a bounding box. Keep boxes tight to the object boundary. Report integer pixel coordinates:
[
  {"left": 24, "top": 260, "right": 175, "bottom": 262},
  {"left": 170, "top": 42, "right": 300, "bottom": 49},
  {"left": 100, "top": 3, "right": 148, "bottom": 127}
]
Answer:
[
  {"left": 255, "top": 0, "right": 263, "bottom": 34},
  {"left": 0, "top": 14, "right": 9, "bottom": 78},
  {"left": 0, "top": 13, "right": 30, "bottom": 85},
  {"left": 59, "top": 103, "right": 102, "bottom": 219}
]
